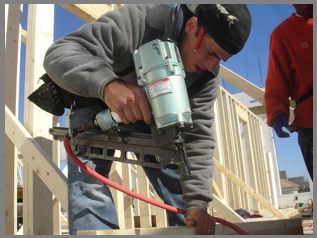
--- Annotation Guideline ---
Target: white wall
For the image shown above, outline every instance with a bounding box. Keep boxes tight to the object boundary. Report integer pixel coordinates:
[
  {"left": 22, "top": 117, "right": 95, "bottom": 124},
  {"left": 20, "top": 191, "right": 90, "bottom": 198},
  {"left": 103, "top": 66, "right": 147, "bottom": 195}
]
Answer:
[{"left": 278, "top": 192, "right": 313, "bottom": 209}]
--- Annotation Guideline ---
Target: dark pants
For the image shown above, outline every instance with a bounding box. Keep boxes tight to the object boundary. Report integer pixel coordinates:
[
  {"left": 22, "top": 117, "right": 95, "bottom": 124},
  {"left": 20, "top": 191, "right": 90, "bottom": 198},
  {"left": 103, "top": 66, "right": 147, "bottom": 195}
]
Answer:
[
  {"left": 298, "top": 128, "right": 313, "bottom": 180},
  {"left": 68, "top": 105, "right": 185, "bottom": 234}
]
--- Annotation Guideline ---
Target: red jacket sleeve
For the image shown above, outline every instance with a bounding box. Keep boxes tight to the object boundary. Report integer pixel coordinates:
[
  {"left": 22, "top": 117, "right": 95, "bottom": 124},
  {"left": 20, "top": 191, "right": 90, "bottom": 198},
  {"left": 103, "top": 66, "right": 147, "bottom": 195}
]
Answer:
[{"left": 264, "top": 28, "right": 291, "bottom": 126}]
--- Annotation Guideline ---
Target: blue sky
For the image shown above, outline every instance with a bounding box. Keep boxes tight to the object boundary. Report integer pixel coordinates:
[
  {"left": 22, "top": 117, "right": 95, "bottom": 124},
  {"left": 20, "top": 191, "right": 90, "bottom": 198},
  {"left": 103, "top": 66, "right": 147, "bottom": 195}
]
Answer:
[{"left": 19, "top": 4, "right": 309, "bottom": 179}]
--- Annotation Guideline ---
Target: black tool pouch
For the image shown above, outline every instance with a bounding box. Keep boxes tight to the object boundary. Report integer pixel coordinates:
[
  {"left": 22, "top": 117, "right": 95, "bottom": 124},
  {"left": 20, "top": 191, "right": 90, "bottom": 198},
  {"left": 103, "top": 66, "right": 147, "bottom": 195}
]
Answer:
[
  {"left": 28, "top": 74, "right": 65, "bottom": 116},
  {"left": 28, "top": 73, "right": 105, "bottom": 116}
]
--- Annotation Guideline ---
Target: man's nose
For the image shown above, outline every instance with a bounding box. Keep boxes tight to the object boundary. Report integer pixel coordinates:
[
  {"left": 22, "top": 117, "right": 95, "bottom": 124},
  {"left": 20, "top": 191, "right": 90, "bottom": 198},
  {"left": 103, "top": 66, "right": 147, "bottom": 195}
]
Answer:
[{"left": 204, "top": 57, "right": 220, "bottom": 72}]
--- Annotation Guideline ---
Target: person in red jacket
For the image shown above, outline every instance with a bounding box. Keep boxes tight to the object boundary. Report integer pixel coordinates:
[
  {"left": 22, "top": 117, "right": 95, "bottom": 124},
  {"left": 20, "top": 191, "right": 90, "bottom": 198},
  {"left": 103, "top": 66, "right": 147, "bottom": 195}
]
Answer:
[{"left": 264, "top": 4, "right": 313, "bottom": 180}]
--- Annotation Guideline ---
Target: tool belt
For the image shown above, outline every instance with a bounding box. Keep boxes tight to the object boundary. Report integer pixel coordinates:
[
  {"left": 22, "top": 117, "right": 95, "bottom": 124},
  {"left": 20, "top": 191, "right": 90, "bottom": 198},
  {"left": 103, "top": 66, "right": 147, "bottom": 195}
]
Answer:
[{"left": 27, "top": 73, "right": 105, "bottom": 116}]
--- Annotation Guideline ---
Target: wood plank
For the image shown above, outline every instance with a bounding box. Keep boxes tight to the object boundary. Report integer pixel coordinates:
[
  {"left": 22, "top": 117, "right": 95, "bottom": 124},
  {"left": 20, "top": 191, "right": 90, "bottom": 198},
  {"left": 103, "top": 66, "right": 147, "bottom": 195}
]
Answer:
[
  {"left": 151, "top": 192, "right": 167, "bottom": 228},
  {"left": 220, "top": 65, "right": 264, "bottom": 104},
  {"left": 5, "top": 4, "right": 8, "bottom": 46},
  {"left": 137, "top": 167, "right": 151, "bottom": 227},
  {"left": 245, "top": 114, "right": 261, "bottom": 211},
  {"left": 77, "top": 218, "right": 303, "bottom": 235},
  {"left": 24, "top": 162, "right": 33, "bottom": 234},
  {"left": 211, "top": 194, "right": 245, "bottom": 223},
  {"left": 109, "top": 160, "right": 125, "bottom": 228},
  {"left": 212, "top": 179, "right": 224, "bottom": 199},
  {"left": 52, "top": 116, "right": 61, "bottom": 235},
  {"left": 23, "top": 4, "right": 55, "bottom": 234},
  {"left": 213, "top": 96, "right": 228, "bottom": 201},
  {"left": 59, "top": 4, "right": 113, "bottom": 22},
  {"left": 5, "top": 4, "right": 22, "bottom": 234},
  {"left": 122, "top": 164, "right": 134, "bottom": 229}
]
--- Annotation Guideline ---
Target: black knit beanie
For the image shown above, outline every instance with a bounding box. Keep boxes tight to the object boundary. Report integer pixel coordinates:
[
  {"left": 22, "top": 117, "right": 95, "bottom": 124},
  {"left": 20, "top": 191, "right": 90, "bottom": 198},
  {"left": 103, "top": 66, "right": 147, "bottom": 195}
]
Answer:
[{"left": 185, "top": 4, "right": 252, "bottom": 55}]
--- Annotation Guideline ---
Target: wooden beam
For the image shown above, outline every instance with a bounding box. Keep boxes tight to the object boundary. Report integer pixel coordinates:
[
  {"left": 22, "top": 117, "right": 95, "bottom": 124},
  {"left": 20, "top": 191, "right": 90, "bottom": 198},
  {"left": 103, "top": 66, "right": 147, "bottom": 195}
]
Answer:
[
  {"left": 122, "top": 164, "right": 134, "bottom": 229},
  {"left": 211, "top": 194, "right": 245, "bottom": 223},
  {"left": 59, "top": 4, "right": 113, "bottom": 22},
  {"left": 220, "top": 65, "right": 265, "bottom": 104},
  {"left": 213, "top": 159, "right": 287, "bottom": 219},
  {"left": 77, "top": 218, "right": 303, "bottom": 235},
  {"left": 137, "top": 166, "right": 152, "bottom": 227},
  {"left": 5, "top": 105, "right": 68, "bottom": 210},
  {"left": 23, "top": 4, "right": 56, "bottom": 234},
  {"left": 52, "top": 116, "right": 61, "bottom": 235},
  {"left": 109, "top": 160, "right": 125, "bottom": 228},
  {"left": 5, "top": 4, "right": 22, "bottom": 234},
  {"left": 212, "top": 179, "right": 224, "bottom": 199},
  {"left": 151, "top": 190, "right": 167, "bottom": 228}
]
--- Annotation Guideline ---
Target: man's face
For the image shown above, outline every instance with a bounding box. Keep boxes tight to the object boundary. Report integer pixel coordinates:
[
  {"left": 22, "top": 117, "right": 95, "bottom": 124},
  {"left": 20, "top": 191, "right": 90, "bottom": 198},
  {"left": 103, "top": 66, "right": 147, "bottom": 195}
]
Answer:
[
  {"left": 293, "top": 4, "right": 313, "bottom": 18},
  {"left": 180, "top": 16, "right": 232, "bottom": 73}
]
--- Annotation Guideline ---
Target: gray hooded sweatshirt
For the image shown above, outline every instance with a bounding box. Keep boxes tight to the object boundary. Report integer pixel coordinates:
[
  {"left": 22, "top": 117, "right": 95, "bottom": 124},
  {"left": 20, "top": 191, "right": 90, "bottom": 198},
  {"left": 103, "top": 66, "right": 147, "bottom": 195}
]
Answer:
[{"left": 44, "top": 4, "right": 220, "bottom": 213}]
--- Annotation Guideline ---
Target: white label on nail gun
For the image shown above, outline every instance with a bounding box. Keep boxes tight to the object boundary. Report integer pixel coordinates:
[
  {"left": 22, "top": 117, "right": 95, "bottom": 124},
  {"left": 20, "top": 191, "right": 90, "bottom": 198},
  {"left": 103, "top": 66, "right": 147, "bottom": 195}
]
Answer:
[{"left": 148, "top": 78, "right": 172, "bottom": 99}]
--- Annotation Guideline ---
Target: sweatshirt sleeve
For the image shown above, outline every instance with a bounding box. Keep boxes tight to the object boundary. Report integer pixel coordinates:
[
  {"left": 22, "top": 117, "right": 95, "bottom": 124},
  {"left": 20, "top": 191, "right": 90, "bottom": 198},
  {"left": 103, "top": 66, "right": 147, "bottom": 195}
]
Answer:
[
  {"left": 181, "top": 73, "right": 220, "bottom": 212},
  {"left": 43, "top": 5, "right": 152, "bottom": 100},
  {"left": 264, "top": 28, "right": 292, "bottom": 126}
]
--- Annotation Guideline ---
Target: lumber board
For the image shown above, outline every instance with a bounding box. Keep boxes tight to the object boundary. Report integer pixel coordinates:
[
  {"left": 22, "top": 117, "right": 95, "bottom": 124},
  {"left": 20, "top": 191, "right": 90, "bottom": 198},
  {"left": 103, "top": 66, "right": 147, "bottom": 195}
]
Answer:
[
  {"left": 59, "top": 4, "right": 113, "bottom": 22},
  {"left": 211, "top": 194, "right": 245, "bottom": 223},
  {"left": 109, "top": 161, "right": 125, "bottom": 228},
  {"left": 220, "top": 65, "right": 264, "bottom": 104},
  {"left": 137, "top": 166, "right": 152, "bottom": 227},
  {"left": 77, "top": 218, "right": 303, "bottom": 235},
  {"left": 52, "top": 116, "right": 61, "bottom": 235},
  {"left": 5, "top": 4, "right": 22, "bottom": 234},
  {"left": 122, "top": 164, "right": 134, "bottom": 229},
  {"left": 23, "top": 4, "right": 55, "bottom": 234}
]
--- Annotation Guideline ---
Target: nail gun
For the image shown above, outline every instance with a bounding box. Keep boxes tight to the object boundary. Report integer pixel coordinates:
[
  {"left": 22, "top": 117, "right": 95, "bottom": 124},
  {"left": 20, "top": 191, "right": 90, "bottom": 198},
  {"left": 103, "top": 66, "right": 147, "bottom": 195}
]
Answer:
[{"left": 49, "top": 39, "right": 193, "bottom": 174}]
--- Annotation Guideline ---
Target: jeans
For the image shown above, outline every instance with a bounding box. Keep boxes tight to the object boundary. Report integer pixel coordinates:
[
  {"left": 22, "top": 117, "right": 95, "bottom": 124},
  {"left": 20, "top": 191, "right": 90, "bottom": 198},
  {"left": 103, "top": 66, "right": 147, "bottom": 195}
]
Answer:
[
  {"left": 298, "top": 128, "right": 313, "bottom": 180},
  {"left": 68, "top": 104, "right": 185, "bottom": 234}
]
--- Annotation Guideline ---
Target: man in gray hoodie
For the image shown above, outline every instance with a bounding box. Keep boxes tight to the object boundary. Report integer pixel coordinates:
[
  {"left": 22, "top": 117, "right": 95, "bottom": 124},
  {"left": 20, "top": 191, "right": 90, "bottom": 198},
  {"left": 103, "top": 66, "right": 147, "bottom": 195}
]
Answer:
[{"left": 44, "top": 4, "right": 251, "bottom": 235}]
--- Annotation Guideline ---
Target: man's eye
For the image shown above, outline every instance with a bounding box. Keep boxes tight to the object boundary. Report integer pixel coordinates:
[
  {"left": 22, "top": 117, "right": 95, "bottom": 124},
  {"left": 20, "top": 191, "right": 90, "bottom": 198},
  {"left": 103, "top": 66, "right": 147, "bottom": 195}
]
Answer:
[{"left": 208, "top": 51, "right": 221, "bottom": 60}]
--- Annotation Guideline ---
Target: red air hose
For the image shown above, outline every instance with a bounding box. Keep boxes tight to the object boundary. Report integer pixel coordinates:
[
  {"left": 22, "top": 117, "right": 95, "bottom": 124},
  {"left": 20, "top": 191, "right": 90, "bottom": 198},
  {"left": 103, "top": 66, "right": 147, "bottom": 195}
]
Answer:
[{"left": 64, "top": 135, "right": 248, "bottom": 235}]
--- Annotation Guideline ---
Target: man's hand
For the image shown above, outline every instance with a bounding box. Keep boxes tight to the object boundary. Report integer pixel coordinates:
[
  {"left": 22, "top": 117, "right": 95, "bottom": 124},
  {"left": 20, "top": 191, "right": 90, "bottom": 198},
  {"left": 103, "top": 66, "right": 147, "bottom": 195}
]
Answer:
[
  {"left": 103, "top": 80, "right": 152, "bottom": 125},
  {"left": 184, "top": 209, "right": 216, "bottom": 235},
  {"left": 272, "top": 115, "right": 290, "bottom": 138}
]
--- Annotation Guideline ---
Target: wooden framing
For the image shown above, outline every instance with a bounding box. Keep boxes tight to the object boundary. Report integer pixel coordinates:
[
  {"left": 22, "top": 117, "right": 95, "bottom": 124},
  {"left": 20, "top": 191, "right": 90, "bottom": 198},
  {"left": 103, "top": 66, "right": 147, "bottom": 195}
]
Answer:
[
  {"left": 4, "top": 3, "right": 301, "bottom": 235},
  {"left": 213, "top": 159, "right": 286, "bottom": 219},
  {"left": 5, "top": 105, "right": 68, "bottom": 209}
]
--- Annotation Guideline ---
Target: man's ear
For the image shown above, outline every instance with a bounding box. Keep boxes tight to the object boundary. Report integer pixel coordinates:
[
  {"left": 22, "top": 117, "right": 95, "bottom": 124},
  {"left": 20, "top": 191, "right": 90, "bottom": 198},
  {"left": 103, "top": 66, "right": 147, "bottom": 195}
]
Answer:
[{"left": 184, "top": 16, "right": 198, "bottom": 34}]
